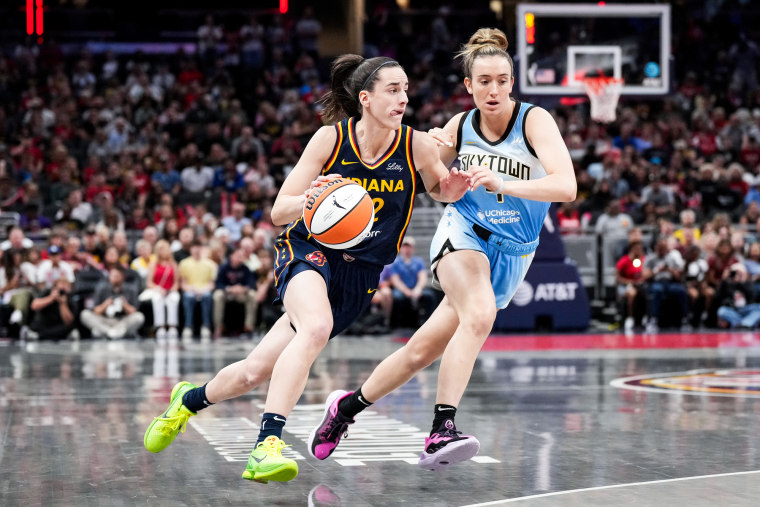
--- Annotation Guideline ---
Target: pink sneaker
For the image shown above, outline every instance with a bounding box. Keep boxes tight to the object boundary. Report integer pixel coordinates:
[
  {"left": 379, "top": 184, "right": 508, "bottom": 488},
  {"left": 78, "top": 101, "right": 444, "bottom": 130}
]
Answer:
[
  {"left": 418, "top": 420, "right": 480, "bottom": 471},
  {"left": 308, "top": 390, "right": 355, "bottom": 460}
]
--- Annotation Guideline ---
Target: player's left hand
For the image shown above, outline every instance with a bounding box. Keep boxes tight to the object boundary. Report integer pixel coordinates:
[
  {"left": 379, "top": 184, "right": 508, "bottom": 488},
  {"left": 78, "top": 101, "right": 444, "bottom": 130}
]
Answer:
[
  {"left": 468, "top": 165, "right": 503, "bottom": 193},
  {"left": 440, "top": 167, "right": 471, "bottom": 201}
]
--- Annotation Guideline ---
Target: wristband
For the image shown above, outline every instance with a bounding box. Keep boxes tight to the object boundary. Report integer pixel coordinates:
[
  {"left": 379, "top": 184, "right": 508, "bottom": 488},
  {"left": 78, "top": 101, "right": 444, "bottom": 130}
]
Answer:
[{"left": 496, "top": 178, "right": 504, "bottom": 195}]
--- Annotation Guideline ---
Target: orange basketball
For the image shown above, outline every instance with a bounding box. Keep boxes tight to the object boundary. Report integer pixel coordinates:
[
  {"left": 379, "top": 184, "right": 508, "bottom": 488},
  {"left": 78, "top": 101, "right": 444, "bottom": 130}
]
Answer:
[{"left": 302, "top": 178, "right": 375, "bottom": 249}]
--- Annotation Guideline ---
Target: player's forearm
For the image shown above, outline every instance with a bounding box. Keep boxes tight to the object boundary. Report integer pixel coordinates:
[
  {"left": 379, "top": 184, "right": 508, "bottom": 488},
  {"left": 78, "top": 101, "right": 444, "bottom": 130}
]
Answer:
[
  {"left": 501, "top": 173, "right": 576, "bottom": 202},
  {"left": 271, "top": 194, "right": 306, "bottom": 225}
]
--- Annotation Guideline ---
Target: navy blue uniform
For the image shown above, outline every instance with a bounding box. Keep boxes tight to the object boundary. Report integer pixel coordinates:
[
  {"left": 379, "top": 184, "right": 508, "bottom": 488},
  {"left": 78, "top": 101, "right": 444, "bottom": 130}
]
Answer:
[{"left": 274, "top": 117, "right": 424, "bottom": 338}]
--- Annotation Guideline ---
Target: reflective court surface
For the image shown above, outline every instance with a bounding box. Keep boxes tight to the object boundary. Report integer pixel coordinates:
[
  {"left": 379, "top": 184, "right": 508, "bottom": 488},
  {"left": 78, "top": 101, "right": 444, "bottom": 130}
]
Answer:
[{"left": 2, "top": 331, "right": 760, "bottom": 506}]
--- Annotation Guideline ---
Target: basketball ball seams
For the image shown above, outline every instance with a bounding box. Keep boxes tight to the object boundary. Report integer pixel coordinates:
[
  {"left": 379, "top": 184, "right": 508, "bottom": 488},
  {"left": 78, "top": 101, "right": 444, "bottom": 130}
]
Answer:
[
  {"left": 312, "top": 195, "right": 373, "bottom": 244},
  {"left": 311, "top": 193, "right": 368, "bottom": 236}
]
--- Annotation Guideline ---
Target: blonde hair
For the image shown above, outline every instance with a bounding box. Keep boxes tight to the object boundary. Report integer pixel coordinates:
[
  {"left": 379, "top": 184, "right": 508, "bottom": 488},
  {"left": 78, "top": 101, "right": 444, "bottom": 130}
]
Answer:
[
  {"left": 154, "top": 239, "right": 175, "bottom": 264},
  {"left": 457, "top": 28, "right": 513, "bottom": 79}
]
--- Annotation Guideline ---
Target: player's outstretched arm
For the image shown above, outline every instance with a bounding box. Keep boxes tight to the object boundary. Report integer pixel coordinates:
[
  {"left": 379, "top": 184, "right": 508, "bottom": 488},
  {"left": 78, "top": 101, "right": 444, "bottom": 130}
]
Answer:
[
  {"left": 271, "top": 126, "right": 338, "bottom": 225},
  {"left": 413, "top": 130, "right": 470, "bottom": 203}
]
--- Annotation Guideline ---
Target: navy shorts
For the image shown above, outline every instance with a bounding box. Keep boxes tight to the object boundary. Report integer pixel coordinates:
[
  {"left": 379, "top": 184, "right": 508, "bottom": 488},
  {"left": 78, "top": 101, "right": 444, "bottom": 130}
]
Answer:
[{"left": 274, "top": 222, "right": 384, "bottom": 339}]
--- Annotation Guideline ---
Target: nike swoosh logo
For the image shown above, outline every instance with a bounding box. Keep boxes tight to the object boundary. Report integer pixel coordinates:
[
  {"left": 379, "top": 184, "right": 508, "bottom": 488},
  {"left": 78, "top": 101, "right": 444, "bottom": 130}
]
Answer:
[
  {"left": 252, "top": 455, "right": 266, "bottom": 463},
  {"left": 367, "top": 288, "right": 377, "bottom": 294},
  {"left": 436, "top": 407, "right": 455, "bottom": 411},
  {"left": 273, "top": 416, "right": 286, "bottom": 422},
  {"left": 341, "top": 159, "right": 358, "bottom": 165}
]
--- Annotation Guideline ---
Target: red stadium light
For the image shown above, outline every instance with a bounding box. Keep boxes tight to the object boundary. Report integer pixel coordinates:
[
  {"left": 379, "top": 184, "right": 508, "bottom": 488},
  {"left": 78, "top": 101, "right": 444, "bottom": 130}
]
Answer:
[
  {"left": 26, "top": 0, "right": 43, "bottom": 36},
  {"left": 279, "top": 0, "right": 288, "bottom": 14},
  {"left": 26, "top": 0, "right": 33, "bottom": 35},
  {"left": 525, "top": 12, "right": 535, "bottom": 45},
  {"left": 35, "top": 0, "right": 43, "bottom": 36}
]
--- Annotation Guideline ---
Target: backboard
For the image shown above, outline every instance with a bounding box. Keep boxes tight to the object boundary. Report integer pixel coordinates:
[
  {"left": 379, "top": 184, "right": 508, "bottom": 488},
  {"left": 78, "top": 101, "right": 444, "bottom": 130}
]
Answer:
[{"left": 515, "top": 3, "right": 670, "bottom": 96}]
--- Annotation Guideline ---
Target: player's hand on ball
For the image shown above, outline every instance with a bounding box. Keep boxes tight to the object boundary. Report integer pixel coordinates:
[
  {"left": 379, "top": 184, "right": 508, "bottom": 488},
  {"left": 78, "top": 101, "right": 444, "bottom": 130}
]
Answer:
[
  {"left": 304, "top": 173, "right": 344, "bottom": 196},
  {"left": 427, "top": 128, "right": 454, "bottom": 147}
]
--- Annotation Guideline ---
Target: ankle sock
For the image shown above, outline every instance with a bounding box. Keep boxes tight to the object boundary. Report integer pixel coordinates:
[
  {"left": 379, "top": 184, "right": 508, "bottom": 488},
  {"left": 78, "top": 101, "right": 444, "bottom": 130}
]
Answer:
[
  {"left": 431, "top": 404, "right": 457, "bottom": 435},
  {"left": 181, "top": 384, "right": 214, "bottom": 413},
  {"left": 256, "top": 412, "right": 287, "bottom": 445},
  {"left": 338, "top": 388, "right": 373, "bottom": 419}
]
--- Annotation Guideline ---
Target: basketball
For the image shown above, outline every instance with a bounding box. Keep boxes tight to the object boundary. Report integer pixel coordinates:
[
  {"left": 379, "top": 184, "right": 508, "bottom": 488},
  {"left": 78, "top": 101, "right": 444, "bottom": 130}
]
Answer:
[{"left": 302, "top": 178, "right": 375, "bottom": 249}]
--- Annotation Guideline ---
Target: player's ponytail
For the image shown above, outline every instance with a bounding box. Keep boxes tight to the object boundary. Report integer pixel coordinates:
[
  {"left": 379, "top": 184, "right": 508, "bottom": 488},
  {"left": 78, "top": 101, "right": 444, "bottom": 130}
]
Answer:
[
  {"left": 457, "top": 28, "right": 513, "bottom": 79},
  {"left": 320, "top": 55, "right": 400, "bottom": 124}
]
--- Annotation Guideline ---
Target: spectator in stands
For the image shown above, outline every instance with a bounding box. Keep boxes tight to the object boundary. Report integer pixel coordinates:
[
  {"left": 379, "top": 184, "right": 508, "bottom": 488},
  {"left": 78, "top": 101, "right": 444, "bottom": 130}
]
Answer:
[
  {"left": 178, "top": 240, "right": 216, "bottom": 342},
  {"left": 81, "top": 266, "right": 144, "bottom": 340},
  {"left": 147, "top": 240, "right": 180, "bottom": 344},
  {"left": 0, "top": 248, "right": 35, "bottom": 327},
  {"left": 173, "top": 226, "right": 195, "bottom": 263},
  {"left": 0, "top": 226, "right": 33, "bottom": 252},
  {"left": 26, "top": 277, "right": 77, "bottom": 341},
  {"left": 388, "top": 237, "right": 437, "bottom": 326},
  {"left": 745, "top": 175, "right": 760, "bottom": 207},
  {"left": 151, "top": 157, "right": 181, "bottom": 197},
  {"left": 674, "top": 209, "right": 702, "bottom": 246},
  {"left": 212, "top": 248, "right": 257, "bottom": 339},
  {"left": 36, "top": 245, "right": 75, "bottom": 291},
  {"left": 594, "top": 200, "right": 634, "bottom": 237},
  {"left": 130, "top": 239, "right": 155, "bottom": 281},
  {"left": 221, "top": 202, "right": 252, "bottom": 244},
  {"left": 683, "top": 244, "right": 712, "bottom": 326},
  {"left": 642, "top": 238, "right": 689, "bottom": 332},
  {"left": 616, "top": 240, "right": 646, "bottom": 333},
  {"left": 180, "top": 153, "right": 214, "bottom": 202},
  {"left": 716, "top": 264, "right": 760, "bottom": 329},
  {"left": 62, "top": 236, "right": 86, "bottom": 272},
  {"left": 707, "top": 238, "right": 742, "bottom": 289}
]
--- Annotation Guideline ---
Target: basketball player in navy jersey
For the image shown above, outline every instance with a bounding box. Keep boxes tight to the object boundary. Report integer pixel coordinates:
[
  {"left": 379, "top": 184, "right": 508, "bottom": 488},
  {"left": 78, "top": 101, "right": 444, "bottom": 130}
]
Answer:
[
  {"left": 309, "top": 28, "right": 576, "bottom": 471},
  {"left": 143, "top": 55, "right": 470, "bottom": 483}
]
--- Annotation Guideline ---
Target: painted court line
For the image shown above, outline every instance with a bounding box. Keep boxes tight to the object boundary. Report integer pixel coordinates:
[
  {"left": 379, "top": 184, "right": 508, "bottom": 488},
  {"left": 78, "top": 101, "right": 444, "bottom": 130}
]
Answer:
[{"left": 460, "top": 469, "right": 760, "bottom": 506}]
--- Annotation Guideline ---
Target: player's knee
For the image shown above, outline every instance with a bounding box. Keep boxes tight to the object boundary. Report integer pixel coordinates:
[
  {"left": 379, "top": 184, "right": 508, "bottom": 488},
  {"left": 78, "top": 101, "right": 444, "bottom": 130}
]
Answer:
[
  {"left": 298, "top": 320, "right": 332, "bottom": 348},
  {"left": 461, "top": 307, "right": 497, "bottom": 337}
]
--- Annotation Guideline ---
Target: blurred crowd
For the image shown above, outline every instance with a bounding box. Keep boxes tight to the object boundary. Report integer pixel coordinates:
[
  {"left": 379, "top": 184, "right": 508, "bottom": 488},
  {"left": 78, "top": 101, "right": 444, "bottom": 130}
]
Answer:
[{"left": 0, "top": 2, "right": 758, "bottom": 340}]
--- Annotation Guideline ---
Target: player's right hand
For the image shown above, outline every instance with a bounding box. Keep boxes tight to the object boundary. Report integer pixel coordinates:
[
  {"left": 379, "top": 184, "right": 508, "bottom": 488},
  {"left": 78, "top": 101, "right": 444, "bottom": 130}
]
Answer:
[
  {"left": 305, "top": 173, "right": 343, "bottom": 196},
  {"left": 427, "top": 128, "right": 454, "bottom": 147}
]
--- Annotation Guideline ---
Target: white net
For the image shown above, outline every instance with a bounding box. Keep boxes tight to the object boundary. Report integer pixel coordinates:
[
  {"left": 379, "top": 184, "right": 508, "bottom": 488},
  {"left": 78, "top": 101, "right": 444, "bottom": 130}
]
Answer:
[{"left": 584, "top": 77, "right": 623, "bottom": 123}]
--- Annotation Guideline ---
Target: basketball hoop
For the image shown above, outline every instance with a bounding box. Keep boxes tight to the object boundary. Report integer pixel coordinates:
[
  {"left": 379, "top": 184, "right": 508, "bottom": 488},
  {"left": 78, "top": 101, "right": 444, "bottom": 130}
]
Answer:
[{"left": 584, "top": 77, "right": 623, "bottom": 123}]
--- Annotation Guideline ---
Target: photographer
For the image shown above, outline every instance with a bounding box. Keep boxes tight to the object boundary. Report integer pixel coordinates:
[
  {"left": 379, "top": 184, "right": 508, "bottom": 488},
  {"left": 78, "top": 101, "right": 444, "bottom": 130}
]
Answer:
[
  {"left": 25, "top": 278, "right": 78, "bottom": 341},
  {"left": 80, "top": 266, "right": 145, "bottom": 340}
]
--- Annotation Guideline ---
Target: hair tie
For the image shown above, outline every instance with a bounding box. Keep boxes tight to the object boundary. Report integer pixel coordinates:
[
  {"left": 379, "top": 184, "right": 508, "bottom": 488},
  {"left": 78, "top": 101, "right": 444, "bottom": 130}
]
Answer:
[{"left": 361, "top": 60, "right": 397, "bottom": 91}]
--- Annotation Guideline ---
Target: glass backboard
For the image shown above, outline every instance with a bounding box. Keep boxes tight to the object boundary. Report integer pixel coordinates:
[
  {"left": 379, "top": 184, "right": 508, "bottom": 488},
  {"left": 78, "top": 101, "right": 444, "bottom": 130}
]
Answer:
[{"left": 516, "top": 3, "right": 670, "bottom": 96}]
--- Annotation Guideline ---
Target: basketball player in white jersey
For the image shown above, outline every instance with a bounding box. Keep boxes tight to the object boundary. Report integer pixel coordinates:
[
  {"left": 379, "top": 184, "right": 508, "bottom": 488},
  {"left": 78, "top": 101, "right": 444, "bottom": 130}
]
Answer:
[{"left": 308, "top": 28, "right": 576, "bottom": 471}]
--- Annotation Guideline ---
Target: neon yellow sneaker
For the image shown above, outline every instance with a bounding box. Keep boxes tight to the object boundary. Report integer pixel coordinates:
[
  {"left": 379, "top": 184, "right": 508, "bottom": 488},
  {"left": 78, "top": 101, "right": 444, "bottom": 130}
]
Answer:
[
  {"left": 143, "top": 381, "right": 197, "bottom": 453},
  {"left": 242, "top": 436, "right": 299, "bottom": 483}
]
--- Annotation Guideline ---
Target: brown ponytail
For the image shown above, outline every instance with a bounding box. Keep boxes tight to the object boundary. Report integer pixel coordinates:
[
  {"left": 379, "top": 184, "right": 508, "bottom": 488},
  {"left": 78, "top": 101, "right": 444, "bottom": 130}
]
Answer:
[
  {"left": 320, "top": 55, "right": 401, "bottom": 124},
  {"left": 457, "top": 28, "right": 513, "bottom": 79}
]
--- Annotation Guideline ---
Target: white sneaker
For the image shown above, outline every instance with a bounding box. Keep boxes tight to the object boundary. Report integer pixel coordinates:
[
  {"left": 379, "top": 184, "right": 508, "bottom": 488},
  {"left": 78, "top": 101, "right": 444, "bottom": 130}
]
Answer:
[
  {"left": 200, "top": 326, "right": 211, "bottom": 343},
  {"left": 182, "top": 327, "right": 193, "bottom": 344},
  {"left": 646, "top": 320, "right": 659, "bottom": 334},
  {"left": 624, "top": 317, "right": 634, "bottom": 332},
  {"left": 68, "top": 329, "right": 80, "bottom": 341},
  {"left": 167, "top": 327, "right": 179, "bottom": 344},
  {"left": 20, "top": 325, "right": 39, "bottom": 341},
  {"left": 107, "top": 327, "right": 123, "bottom": 340},
  {"left": 10, "top": 310, "right": 23, "bottom": 324},
  {"left": 156, "top": 327, "right": 167, "bottom": 345}
]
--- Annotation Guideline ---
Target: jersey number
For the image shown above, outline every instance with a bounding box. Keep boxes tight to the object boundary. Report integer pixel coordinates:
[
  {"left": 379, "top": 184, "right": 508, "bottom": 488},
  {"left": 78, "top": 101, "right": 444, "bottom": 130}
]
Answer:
[{"left": 372, "top": 198, "right": 384, "bottom": 222}]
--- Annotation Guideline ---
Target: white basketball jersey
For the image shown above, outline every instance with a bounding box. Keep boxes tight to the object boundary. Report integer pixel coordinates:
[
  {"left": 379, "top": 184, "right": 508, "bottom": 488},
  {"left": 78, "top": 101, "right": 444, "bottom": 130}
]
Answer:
[{"left": 453, "top": 100, "right": 550, "bottom": 245}]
